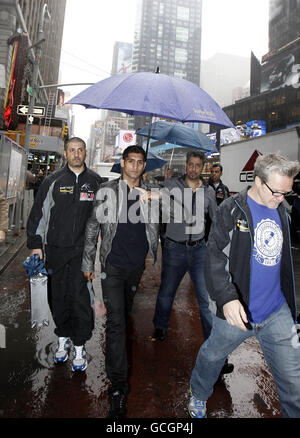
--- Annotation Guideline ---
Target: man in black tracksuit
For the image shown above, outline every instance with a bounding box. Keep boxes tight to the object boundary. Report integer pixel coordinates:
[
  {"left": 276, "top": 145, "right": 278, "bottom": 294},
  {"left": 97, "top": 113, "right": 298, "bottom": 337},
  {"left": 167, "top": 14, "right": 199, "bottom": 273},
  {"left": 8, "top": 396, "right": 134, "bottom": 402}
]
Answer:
[
  {"left": 26, "top": 137, "right": 102, "bottom": 371},
  {"left": 208, "top": 163, "right": 230, "bottom": 205}
]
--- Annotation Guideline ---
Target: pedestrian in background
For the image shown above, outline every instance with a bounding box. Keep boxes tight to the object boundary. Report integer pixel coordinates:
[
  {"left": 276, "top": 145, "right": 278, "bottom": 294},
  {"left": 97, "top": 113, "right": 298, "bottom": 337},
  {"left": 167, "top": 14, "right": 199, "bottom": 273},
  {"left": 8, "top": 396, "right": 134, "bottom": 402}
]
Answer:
[
  {"left": 208, "top": 163, "right": 230, "bottom": 205},
  {"left": 82, "top": 145, "right": 160, "bottom": 419},
  {"left": 188, "top": 153, "right": 300, "bottom": 418},
  {"left": 26, "top": 137, "right": 103, "bottom": 372},
  {"left": 152, "top": 151, "right": 234, "bottom": 374},
  {"left": 0, "top": 188, "right": 9, "bottom": 243}
]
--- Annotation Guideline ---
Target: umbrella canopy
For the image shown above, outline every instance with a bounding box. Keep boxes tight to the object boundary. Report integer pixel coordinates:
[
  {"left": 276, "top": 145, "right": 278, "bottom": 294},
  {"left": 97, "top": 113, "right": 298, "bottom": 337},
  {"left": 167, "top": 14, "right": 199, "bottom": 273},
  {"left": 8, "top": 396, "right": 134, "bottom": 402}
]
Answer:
[
  {"left": 136, "top": 120, "right": 218, "bottom": 153},
  {"left": 67, "top": 72, "right": 234, "bottom": 128},
  {"left": 111, "top": 151, "right": 167, "bottom": 174}
]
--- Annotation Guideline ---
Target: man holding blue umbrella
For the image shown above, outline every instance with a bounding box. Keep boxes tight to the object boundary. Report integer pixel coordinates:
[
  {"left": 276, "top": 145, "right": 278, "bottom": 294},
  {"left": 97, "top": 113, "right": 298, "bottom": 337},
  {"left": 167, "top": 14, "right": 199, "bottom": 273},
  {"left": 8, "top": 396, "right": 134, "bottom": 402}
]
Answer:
[{"left": 81, "top": 145, "right": 160, "bottom": 418}]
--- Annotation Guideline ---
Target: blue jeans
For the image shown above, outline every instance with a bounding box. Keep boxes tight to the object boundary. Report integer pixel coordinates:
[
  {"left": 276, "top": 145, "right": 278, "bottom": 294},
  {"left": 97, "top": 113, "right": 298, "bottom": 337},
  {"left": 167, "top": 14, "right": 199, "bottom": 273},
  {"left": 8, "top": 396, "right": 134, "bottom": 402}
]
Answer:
[
  {"left": 153, "top": 238, "right": 213, "bottom": 340},
  {"left": 190, "top": 301, "right": 300, "bottom": 418}
]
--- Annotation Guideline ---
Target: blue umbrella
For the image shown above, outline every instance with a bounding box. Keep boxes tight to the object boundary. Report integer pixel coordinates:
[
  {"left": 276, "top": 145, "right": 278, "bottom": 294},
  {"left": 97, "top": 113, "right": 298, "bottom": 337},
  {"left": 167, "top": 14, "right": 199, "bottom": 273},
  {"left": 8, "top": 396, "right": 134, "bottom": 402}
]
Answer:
[
  {"left": 136, "top": 120, "right": 218, "bottom": 153},
  {"left": 111, "top": 151, "right": 167, "bottom": 174},
  {"left": 68, "top": 72, "right": 234, "bottom": 128}
]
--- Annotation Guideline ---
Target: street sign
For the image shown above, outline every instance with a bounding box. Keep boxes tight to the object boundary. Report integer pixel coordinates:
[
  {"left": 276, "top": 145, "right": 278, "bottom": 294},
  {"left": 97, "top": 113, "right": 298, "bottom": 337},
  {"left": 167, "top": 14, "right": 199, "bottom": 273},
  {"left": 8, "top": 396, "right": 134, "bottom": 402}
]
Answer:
[{"left": 17, "top": 105, "right": 45, "bottom": 117}]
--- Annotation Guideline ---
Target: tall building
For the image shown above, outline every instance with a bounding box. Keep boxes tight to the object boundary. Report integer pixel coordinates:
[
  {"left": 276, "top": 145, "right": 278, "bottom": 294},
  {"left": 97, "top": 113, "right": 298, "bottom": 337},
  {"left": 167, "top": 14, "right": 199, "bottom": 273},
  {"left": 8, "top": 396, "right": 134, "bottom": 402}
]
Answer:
[
  {"left": 132, "top": 0, "right": 202, "bottom": 85},
  {"left": 222, "top": 0, "right": 300, "bottom": 135},
  {"left": 200, "top": 53, "right": 250, "bottom": 109},
  {"left": 0, "top": 0, "right": 66, "bottom": 130},
  {"left": 269, "top": 0, "right": 300, "bottom": 51}
]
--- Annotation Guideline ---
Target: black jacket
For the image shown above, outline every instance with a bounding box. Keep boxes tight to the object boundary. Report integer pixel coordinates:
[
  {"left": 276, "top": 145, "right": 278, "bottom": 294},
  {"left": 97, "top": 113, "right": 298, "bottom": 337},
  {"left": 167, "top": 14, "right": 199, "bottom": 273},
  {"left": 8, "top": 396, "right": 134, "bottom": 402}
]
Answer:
[
  {"left": 208, "top": 179, "right": 230, "bottom": 205},
  {"left": 205, "top": 187, "right": 297, "bottom": 322},
  {"left": 27, "top": 164, "right": 103, "bottom": 250}
]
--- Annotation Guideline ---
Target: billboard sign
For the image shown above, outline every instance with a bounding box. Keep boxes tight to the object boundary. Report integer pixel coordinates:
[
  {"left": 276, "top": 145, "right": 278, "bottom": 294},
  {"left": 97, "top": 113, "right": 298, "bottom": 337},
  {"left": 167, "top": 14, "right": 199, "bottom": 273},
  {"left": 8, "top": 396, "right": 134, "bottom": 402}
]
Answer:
[
  {"left": 260, "top": 39, "right": 300, "bottom": 93},
  {"left": 116, "top": 130, "right": 136, "bottom": 153},
  {"left": 117, "top": 42, "right": 132, "bottom": 74}
]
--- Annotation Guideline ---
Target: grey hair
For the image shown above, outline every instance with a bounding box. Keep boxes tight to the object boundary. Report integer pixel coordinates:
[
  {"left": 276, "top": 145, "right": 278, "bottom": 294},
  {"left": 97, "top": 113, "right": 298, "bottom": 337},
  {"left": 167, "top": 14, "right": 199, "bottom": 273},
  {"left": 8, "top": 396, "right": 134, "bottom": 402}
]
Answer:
[{"left": 254, "top": 152, "right": 300, "bottom": 182}]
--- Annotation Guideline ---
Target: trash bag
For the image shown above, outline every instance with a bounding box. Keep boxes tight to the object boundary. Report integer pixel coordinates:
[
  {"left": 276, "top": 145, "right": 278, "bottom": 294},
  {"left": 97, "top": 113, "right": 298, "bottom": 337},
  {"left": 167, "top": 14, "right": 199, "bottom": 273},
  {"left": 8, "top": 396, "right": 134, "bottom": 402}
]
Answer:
[{"left": 23, "top": 254, "right": 49, "bottom": 328}]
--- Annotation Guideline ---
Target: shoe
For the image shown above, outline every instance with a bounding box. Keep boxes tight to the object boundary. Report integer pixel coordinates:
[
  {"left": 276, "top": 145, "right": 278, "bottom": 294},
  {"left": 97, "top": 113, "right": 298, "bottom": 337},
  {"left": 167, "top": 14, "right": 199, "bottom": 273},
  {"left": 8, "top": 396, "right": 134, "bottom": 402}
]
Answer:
[
  {"left": 109, "top": 389, "right": 126, "bottom": 418},
  {"left": 72, "top": 345, "right": 87, "bottom": 371},
  {"left": 188, "top": 393, "right": 207, "bottom": 418},
  {"left": 220, "top": 358, "right": 234, "bottom": 375},
  {"left": 54, "top": 337, "right": 70, "bottom": 363},
  {"left": 153, "top": 328, "right": 167, "bottom": 341}
]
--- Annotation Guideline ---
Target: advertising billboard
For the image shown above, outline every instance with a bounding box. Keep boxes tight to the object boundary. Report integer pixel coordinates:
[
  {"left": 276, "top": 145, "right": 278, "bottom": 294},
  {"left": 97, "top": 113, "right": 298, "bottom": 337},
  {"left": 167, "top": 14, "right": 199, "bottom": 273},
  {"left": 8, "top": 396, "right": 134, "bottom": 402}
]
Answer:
[
  {"left": 260, "top": 39, "right": 300, "bottom": 93},
  {"left": 116, "top": 130, "right": 136, "bottom": 153},
  {"left": 117, "top": 42, "right": 132, "bottom": 74}
]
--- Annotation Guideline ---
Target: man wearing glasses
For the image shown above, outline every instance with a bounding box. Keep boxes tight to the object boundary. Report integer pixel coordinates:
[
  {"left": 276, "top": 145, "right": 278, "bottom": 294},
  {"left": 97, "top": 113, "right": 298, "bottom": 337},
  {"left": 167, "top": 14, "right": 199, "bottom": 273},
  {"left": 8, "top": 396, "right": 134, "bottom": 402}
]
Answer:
[{"left": 188, "top": 152, "right": 300, "bottom": 418}]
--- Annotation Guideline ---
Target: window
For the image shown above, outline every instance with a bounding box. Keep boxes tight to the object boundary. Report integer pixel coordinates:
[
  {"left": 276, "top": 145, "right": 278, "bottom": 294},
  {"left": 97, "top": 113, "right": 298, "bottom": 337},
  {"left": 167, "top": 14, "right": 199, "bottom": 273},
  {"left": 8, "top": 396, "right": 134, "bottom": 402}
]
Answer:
[
  {"left": 177, "top": 6, "right": 189, "bottom": 21},
  {"left": 175, "top": 47, "right": 188, "bottom": 63},
  {"left": 176, "top": 27, "right": 189, "bottom": 42}
]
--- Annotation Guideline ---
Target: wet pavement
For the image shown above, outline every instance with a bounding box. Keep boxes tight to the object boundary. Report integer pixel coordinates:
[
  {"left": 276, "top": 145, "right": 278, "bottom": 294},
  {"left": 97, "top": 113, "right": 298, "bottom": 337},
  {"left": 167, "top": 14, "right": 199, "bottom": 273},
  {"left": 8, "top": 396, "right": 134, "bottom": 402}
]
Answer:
[{"left": 0, "top": 235, "right": 299, "bottom": 421}]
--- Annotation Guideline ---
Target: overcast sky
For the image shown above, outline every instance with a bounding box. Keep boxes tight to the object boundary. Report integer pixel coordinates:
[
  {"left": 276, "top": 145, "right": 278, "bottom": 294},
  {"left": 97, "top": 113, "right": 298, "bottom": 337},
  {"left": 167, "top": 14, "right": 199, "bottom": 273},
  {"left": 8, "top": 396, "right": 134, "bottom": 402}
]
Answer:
[{"left": 59, "top": 0, "right": 270, "bottom": 141}]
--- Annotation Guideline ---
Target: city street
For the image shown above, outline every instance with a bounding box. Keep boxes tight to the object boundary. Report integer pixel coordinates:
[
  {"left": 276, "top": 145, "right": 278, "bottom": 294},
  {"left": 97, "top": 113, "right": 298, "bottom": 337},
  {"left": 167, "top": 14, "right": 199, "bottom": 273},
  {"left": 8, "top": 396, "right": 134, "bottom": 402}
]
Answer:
[{"left": 0, "top": 237, "right": 299, "bottom": 420}]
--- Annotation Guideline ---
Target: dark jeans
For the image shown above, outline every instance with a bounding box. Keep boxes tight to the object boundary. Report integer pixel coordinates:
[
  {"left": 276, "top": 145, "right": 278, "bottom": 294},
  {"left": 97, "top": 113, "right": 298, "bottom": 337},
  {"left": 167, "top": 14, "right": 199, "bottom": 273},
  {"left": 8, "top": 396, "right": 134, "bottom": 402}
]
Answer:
[
  {"left": 45, "top": 246, "right": 94, "bottom": 346},
  {"left": 101, "top": 262, "right": 144, "bottom": 393},
  {"left": 153, "top": 238, "right": 213, "bottom": 340}
]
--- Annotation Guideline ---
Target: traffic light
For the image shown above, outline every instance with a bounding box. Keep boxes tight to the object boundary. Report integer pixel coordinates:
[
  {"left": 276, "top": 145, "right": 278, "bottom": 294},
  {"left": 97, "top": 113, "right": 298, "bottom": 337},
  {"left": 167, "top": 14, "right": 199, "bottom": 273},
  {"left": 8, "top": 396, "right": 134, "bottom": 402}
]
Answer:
[{"left": 62, "top": 125, "right": 68, "bottom": 138}]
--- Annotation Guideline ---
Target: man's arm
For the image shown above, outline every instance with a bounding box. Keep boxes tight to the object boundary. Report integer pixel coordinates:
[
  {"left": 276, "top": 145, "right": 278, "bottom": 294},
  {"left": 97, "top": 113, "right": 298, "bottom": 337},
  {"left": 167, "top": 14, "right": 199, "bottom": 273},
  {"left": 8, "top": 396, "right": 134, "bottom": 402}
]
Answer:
[
  {"left": 81, "top": 200, "right": 101, "bottom": 278},
  {"left": 26, "top": 176, "right": 54, "bottom": 258},
  {"left": 205, "top": 202, "right": 248, "bottom": 330}
]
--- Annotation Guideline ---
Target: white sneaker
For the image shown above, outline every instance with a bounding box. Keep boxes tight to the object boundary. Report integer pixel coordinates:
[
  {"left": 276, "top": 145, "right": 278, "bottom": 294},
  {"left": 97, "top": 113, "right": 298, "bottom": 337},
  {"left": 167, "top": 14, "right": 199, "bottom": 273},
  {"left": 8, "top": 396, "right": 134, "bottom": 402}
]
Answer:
[
  {"left": 54, "top": 337, "right": 70, "bottom": 363},
  {"left": 72, "top": 345, "right": 87, "bottom": 371}
]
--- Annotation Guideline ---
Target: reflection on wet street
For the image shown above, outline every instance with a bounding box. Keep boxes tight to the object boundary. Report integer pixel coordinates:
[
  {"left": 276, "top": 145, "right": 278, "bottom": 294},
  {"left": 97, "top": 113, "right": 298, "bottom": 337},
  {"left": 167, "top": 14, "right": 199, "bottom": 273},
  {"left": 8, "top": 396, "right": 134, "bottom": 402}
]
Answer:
[{"left": 1, "top": 243, "right": 299, "bottom": 418}]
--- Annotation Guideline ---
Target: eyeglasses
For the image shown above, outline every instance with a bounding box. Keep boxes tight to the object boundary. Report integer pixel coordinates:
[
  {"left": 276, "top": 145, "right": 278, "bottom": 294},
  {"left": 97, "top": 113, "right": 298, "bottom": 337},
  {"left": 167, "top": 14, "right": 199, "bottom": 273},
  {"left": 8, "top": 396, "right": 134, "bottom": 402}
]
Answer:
[{"left": 264, "top": 181, "right": 293, "bottom": 198}]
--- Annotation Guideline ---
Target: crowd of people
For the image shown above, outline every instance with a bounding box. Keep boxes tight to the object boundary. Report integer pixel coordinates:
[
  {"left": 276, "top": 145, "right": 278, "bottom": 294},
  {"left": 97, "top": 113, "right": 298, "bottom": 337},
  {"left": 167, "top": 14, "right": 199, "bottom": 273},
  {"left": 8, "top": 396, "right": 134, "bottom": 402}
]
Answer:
[{"left": 25, "top": 136, "right": 300, "bottom": 419}]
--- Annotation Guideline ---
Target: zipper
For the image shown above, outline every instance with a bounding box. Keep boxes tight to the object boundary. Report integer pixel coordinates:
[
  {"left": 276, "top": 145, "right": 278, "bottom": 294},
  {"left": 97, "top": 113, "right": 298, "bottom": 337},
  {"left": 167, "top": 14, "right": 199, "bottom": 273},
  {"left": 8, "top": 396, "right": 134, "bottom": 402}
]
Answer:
[
  {"left": 285, "top": 210, "right": 298, "bottom": 323},
  {"left": 234, "top": 199, "right": 254, "bottom": 307}
]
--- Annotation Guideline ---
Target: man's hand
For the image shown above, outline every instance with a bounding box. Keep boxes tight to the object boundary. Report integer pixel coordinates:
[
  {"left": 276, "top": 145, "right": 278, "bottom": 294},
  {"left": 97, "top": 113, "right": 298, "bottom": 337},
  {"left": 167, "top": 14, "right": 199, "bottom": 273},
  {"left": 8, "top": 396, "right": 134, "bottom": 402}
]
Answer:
[
  {"left": 223, "top": 300, "right": 249, "bottom": 332},
  {"left": 0, "top": 230, "right": 5, "bottom": 243},
  {"left": 135, "top": 187, "right": 160, "bottom": 203},
  {"left": 30, "top": 249, "right": 43, "bottom": 260},
  {"left": 83, "top": 272, "right": 95, "bottom": 282}
]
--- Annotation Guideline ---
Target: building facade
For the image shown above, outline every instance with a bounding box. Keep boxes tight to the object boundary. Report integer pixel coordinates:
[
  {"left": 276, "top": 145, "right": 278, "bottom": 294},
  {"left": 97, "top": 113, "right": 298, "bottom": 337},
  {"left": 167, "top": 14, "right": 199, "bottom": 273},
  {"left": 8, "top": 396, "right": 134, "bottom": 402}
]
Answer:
[
  {"left": 132, "top": 0, "right": 202, "bottom": 84},
  {"left": 0, "top": 0, "right": 66, "bottom": 130},
  {"left": 269, "top": 0, "right": 300, "bottom": 51},
  {"left": 221, "top": 1, "right": 300, "bottom": 135}
]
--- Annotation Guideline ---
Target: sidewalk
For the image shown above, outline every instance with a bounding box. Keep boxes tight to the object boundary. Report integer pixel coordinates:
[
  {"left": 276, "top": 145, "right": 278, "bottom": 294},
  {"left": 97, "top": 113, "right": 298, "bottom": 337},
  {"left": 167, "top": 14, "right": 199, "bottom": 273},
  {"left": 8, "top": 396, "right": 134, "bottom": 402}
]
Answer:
[{"left": 0, "top": 229, "right": 27, "bottom": 275}]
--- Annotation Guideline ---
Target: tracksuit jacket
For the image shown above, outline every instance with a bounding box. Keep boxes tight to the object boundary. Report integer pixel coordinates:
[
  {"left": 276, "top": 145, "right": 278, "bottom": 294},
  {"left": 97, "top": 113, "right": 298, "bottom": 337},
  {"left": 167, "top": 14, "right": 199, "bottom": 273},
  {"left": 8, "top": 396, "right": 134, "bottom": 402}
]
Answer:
[
  {"left": 27, "top": 164, "right": 102, "bottom": 251},
  {"left": 205, "top": 187, "right": 297, "bottom": 323}
]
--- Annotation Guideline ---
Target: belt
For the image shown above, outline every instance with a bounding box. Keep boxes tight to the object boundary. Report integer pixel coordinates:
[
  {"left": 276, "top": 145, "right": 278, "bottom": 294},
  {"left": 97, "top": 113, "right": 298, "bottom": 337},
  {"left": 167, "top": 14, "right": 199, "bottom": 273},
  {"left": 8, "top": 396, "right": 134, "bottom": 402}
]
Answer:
[{"left": 166, "top": 237, "right": 203, "bottom": 247}]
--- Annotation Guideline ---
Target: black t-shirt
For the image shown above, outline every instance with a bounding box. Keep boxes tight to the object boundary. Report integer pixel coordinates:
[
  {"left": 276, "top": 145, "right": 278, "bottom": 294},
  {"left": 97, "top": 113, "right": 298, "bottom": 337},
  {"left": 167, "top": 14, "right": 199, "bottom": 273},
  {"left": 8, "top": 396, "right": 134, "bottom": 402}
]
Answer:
[{"left": 107, "top": 186, "right": 149, "bottom": 270}]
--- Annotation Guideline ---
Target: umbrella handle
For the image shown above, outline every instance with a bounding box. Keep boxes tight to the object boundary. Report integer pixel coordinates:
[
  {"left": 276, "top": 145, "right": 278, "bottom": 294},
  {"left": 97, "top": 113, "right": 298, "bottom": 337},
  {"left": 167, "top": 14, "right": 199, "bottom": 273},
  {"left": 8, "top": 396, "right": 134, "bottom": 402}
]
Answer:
[
  {"left": 169, "top": 146, "right": 175, "bottom": 168},
  {"left": 145, "top": 115, "right": 153, "bottom": 158}
]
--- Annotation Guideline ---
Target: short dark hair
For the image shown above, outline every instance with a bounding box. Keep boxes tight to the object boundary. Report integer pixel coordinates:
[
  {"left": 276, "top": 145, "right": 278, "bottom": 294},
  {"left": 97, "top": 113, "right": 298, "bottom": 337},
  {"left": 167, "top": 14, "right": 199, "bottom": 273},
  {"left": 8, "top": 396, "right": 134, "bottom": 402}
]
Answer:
[
  {"left": 186, "top": 151, "right": 206, "bottom": 164},
  {"left": 122, "top": 145, "right": 146, "bottom": 162},
  {"left": 212, "top": 163, "right": 223, "bottom": 172},
  {"left": 64, "top": 137, "right": 86, "bottom": 151}
]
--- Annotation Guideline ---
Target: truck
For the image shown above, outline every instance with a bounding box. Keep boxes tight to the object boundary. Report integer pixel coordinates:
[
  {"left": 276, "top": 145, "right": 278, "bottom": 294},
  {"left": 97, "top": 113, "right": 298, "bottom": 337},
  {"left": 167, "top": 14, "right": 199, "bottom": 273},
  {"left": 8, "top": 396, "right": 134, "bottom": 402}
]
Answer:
[{"left": 220, "top": 126, "right": 300, "bottom": 194}]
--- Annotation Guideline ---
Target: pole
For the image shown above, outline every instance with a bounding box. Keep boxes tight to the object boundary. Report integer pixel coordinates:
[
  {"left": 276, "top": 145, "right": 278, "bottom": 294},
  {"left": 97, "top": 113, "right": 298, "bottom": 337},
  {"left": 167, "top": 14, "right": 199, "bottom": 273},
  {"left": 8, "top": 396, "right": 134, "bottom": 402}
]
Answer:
[{"left": 23, "top": 4, "right": 51, "bottom": 151}]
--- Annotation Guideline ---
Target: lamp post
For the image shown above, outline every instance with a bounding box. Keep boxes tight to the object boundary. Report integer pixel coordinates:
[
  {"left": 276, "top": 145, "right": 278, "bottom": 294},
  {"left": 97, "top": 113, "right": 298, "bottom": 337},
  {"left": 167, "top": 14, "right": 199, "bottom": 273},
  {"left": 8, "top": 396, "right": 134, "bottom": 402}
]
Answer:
[{"left": 23, "top": 3, "right": 51, "bottom": 151}]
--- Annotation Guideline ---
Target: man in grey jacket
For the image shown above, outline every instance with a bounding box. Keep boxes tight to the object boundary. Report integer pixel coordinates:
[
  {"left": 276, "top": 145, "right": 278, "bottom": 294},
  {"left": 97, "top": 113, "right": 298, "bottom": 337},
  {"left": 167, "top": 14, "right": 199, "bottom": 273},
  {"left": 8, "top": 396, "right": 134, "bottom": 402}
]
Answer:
[
  {"left": 152, "top": 151, "right": 233, "bottom": 375},
  {"left": 82, "top": 145, "right": 159, "bottom": 419}
]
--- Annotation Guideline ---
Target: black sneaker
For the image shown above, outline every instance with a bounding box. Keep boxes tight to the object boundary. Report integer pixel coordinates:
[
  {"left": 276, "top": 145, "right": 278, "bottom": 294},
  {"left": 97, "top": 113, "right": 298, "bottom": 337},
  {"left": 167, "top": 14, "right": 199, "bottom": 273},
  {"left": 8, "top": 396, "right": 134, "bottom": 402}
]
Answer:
[
  {"left": 109, "top": 389, "right": 126, "bottom": 418},
  {"left": 220, "top": 358, "right": 234, "bottom": 375},
  {"left": 153, "top": 328, "right": 167, "bottom": 341}
]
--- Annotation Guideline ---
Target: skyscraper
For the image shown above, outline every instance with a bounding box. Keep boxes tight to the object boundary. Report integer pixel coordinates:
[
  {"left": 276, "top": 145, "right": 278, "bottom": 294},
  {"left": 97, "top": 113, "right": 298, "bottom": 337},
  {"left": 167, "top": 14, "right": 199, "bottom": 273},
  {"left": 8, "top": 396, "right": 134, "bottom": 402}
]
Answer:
[
  {"left": 132, "top": 0, "right": 202, "bottom": 85},
  {"left": 269, "top": 0, "right": 300, "bottom": 51}
]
